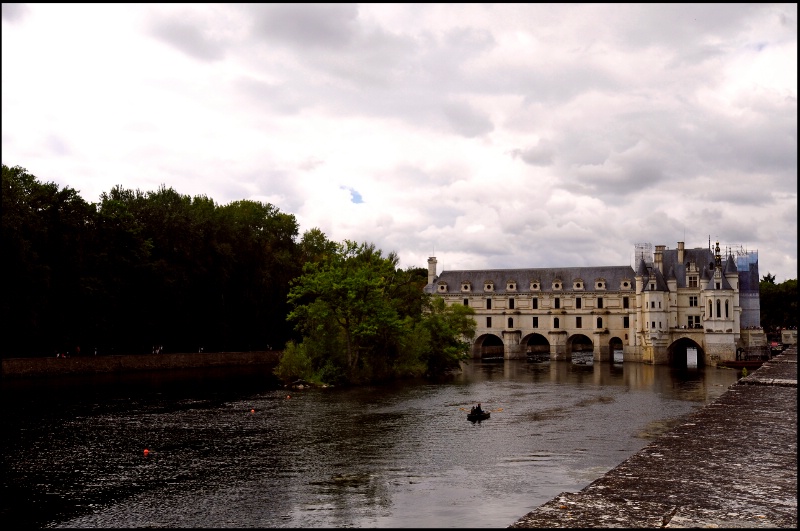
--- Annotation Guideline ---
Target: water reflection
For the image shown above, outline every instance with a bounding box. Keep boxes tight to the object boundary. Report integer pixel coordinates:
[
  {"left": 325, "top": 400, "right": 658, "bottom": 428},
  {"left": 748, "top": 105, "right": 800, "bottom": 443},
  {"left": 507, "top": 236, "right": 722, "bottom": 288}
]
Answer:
[{"left": 1, "top": 360, "right": 739, "bottom": 528}]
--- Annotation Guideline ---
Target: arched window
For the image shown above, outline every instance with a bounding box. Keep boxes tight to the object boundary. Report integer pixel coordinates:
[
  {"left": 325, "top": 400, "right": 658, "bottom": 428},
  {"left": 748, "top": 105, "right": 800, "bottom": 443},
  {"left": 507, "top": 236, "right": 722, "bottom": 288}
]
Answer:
[
  {"left": 708, "top": 300, "right": 713, "bottom": 318},
  {"left": 725, "top": 300, "right": 729, "bottom": 318},
  {"left": 716, "top": 299, "right": 721, "bottom": 319},
  {"left": 597, "top": 317, "right": 603, "bottom": 329},
  {"left": 508, "top": 317, "right": 514, "bottom": 328},
  {"left": 554, "top": 317, "right": 560, "bottom": 329}
]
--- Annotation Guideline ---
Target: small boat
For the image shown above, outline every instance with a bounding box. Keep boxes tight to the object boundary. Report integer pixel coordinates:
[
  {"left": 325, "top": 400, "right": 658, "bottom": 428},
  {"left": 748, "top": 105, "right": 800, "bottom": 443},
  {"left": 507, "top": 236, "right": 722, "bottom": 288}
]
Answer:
[{"left": 467, "top": 411, "right": 490, "bottom": 422}]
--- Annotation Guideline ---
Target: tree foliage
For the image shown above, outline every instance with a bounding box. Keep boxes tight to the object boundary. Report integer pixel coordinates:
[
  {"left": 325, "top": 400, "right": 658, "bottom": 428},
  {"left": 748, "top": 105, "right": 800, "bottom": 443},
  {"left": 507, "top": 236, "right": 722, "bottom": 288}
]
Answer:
[
  {"left": 1, "top": 164, "right": 302, "bottom": 357},
  {"left": 280, "top": 239, "right": 474, "bottom": 385},
  {"left": 759, "top": 275, "right": 797, "bottom": 333}
]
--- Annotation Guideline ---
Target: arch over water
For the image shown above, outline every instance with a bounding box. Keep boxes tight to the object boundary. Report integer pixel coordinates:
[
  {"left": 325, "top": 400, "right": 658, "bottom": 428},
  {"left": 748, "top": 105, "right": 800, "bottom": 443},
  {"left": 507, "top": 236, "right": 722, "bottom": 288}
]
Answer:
[
  {"left": 523, "top": 333, "right": 550, "bottom": 361},
  {"left": 609, "top": 336, "right": 624, "bottom": 362},
  {"left": 476, "top": 333, "right": 504, "bottom": 360},
  {"left": 568, "top": 334, "right": 594, "bottom": 364},
  {"left": 668, "top": 337, "right": 705, "bottom": 368}
]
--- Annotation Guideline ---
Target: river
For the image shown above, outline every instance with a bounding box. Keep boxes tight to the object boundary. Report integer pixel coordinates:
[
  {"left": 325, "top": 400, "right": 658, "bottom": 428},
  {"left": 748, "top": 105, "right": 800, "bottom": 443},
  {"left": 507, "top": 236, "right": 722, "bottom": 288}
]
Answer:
[{"left": 0, "top": 358, "right": 740, "bottom": 528}]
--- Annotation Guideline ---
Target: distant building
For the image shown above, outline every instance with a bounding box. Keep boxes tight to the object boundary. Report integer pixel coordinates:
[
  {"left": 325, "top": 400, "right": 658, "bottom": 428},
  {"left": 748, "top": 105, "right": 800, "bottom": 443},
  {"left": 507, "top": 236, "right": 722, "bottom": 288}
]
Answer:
[{"left": 423, "top": 240, "right": 764, "bottom": 367}]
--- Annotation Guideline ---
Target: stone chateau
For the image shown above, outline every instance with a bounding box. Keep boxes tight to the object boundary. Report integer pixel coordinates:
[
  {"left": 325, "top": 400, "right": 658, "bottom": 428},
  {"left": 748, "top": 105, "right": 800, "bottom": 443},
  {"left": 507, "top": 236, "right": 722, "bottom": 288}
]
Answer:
[{"left": 423, "top": 240, "right": 765, "bottom": 367}]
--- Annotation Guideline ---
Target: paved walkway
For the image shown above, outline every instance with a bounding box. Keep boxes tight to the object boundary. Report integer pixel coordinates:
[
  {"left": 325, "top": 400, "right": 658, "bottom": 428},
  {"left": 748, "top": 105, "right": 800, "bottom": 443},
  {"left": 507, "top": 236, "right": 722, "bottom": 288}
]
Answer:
[{"left": 509, "top": 348, "right": 798, "bottom": 528}]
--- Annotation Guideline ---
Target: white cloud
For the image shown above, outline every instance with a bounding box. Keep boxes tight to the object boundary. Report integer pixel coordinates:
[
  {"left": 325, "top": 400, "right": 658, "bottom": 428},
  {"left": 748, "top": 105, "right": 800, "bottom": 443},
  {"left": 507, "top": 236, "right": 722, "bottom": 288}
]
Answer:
[{"left": 2, "top": 3, "right": 797, "bottom": 282}]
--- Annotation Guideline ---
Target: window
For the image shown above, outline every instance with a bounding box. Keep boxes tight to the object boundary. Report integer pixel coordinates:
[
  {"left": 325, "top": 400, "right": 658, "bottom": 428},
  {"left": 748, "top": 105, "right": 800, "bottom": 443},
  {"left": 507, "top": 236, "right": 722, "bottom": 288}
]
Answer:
[
  {"left": 576, "top": 297, "right": 582, "bottom": 309},
  {"left": 597, "top": 297, "right": 603, "bottom": 309},
  {"left": 463, "top": 298, "right": 469, "bottom": 306},
  {"left": 532, "top": 298, "right": 538, "bottom": 309},
  {"left": 688, "top": 315, "right": 699, "bottom": 327},
  {"left": 576, "top": 316, "right": 582, "bottom": 328},
  {"left": 652, "top": 321, "right": 656, "bottom": 329},
  {"left": 658, "top": 301, "right": 661, "bottom": 309},
  {"left": 554, "top": 317, "right": 560, "bottom": 328},
  {"left": 508, "top": 317, "right": 514, "bottom": 328},
  {"left": 688, "top": 276, "right": 698, "bottom": 288},
  {"left": 708, "top": 300, "right": 713, "bottom": 317},
  {"left": 623, "top": 316, "right": 630, "bottom": 328},
  {"left": 651, "top": 301, "right": 655, "bottom": 309},
  {"left": 554, "top": 298, "right": 560, "bottom": 309},
  {"left": 532, "top": 316, "right": 539, "bottom": 328},
  {"left": 725, "top": 300, "right": 729, "bottom": 318},
  {"left": 597, "top": 317, "right": 603, "bottom": 329},
  {"left": 486, "top": 299, "right": 492, "bottom": 310},
  {"left": 486, "top": 317, "right": 492, "bottom": 328},
  {"left": 659, "top": 321, "right": 662, "bottom": 329},
  {"left": 715, "top": 282, "right": 720, "bottom": 289},
  {"left": 716, "top": 299, "right": 721, "bottom": 318},
  {"left": 689, "top": 296, "right": 698, "bottom": 307},
  {"left": 509, "top": 298, "right": 515, "bottom": 310},
  {"left": 623, "top": 296, "right": 629, "bottom": 309}
]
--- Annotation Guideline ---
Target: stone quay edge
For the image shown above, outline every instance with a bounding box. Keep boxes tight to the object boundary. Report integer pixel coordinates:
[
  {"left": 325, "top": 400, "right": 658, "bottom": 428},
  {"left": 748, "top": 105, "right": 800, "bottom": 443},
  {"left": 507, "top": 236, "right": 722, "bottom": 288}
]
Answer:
[{"left": 509, "top": 348, "right": 797, "bottom": 529}]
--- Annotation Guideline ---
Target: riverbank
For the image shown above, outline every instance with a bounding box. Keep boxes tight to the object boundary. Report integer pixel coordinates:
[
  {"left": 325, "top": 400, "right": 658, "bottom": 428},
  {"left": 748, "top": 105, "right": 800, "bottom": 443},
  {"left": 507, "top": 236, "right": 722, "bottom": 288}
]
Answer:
[
  {"left": 508, "top": 347, "right": 798, "bottom": 528},
  {"left": 0, "top": 351, "right": 281, "bottom": 379}
]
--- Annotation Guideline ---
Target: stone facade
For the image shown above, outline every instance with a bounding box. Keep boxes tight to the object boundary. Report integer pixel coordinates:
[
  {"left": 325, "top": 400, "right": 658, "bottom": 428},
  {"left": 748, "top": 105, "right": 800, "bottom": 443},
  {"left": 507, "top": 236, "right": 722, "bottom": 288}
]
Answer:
[{"left": 423, "top": 241, "right": 764, "bottom": 367}]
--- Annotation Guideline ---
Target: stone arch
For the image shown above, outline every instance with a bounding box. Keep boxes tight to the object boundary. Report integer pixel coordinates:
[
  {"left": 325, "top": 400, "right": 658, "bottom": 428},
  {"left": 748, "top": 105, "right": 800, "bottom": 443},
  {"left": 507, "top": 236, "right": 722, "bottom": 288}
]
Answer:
[
  {"left": 523, "top": 333, "right": 550, "bottom": 361},
  {"left": 475, "top": 333, "right": 504, "bottom": 361},
  {"left": 668, "top": 337, "right": 705, "bottom": 368},
  {"left": 568, "top": 333, "right": 594, "bottom": 364},
  {"left": 609, "top": 336, "right": 624, "bottom": 362}
]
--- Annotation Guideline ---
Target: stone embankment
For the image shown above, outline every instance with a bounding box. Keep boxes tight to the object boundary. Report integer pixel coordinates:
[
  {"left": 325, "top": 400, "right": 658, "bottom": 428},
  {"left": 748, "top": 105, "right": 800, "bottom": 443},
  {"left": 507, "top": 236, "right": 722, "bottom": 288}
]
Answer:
[
  {"left": 509, "top": 348, "right": 797, "bottom": 528},
  {"left": 1, "top": 351, "right": 281, "bottom": 379}
]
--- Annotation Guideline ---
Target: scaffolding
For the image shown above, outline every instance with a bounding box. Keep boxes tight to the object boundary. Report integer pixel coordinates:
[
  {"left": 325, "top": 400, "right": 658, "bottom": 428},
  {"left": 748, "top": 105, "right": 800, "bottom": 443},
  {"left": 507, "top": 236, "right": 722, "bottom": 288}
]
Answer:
[
  {"left": 723, "top": 244, "right": 758, "bottom": 273},
  {"left": 634, "top": 243, "right": 653, "bottom": 267}
]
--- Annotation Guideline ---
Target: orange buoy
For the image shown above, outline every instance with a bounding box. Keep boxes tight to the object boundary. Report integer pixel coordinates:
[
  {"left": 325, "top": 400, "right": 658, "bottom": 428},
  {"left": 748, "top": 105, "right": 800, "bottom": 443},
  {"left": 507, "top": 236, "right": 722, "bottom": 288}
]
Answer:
[
  {"left": 250, "top": 409, "right": 255, "bottom": 413},
  {"left": 286, "top": 395, "right": 291, "bottom": 399},
  {"left": 143, "top": 448, "right": 149, "bottom": 455}
]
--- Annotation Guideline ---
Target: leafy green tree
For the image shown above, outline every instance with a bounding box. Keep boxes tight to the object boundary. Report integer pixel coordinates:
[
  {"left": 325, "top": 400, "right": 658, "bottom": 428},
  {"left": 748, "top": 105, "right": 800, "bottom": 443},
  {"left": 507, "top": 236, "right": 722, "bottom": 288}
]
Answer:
[
  {"left": 414, "top": 296, "right": 476, "bottom": 376},
  {"left": 760, "top": 276, "right": 798, "bottom": 333},
  {"left": 282, "top": 239, "right": 476, "bottom": 385}
]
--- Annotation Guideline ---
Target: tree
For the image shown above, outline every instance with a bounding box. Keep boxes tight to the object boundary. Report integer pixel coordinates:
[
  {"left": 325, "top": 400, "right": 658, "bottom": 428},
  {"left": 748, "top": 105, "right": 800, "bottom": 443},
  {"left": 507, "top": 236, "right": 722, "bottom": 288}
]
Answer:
[
  {"left": 282, "top": 239, "right": 476, "bottom": 385},
  {"left": 416, "top": 296, "right": 476, "bottom": 376},
  {"left": 760, "top": 277, "right": 798, "bottom": 333}
]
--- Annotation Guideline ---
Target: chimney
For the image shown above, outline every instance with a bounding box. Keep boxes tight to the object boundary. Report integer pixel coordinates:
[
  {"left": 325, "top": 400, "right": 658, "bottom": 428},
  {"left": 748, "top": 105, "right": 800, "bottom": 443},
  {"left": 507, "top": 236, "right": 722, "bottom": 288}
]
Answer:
[
  {"left": 677, "top": 241, "right": 684, "bottom": 264},
  {"left": 427, "top": 257, "right": 438, "bottom": 285}
]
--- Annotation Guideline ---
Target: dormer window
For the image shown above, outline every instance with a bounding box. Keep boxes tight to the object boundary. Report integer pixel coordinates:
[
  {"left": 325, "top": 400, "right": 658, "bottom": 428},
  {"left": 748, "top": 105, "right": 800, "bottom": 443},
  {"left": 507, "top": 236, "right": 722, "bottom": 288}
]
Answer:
[
  {"left": 530, "top": 280, "right": 540, "bottom": 291},
  {"left": 620, "top": 279, "right": 631, "bottom": 290},
  {"left": 461, "top": 281, "right": 472, "bottom": 292},
  {"left": 552, "top": 279, "right": 562, "bottom": 290},
  {"left": 437, "top": 282, "right": 448, "bottom": 293},
  {"left": 484, "top": 281, "right": 494, "bottom": 292},
  {"left": 573, "top": 279, "right": 584, "bottom": 290},
  {"left": 595, "top": 278, "right": 606, "bottom": 290},
  {"left": 506, "top": 281, "right": 517, "bottom": 292}
]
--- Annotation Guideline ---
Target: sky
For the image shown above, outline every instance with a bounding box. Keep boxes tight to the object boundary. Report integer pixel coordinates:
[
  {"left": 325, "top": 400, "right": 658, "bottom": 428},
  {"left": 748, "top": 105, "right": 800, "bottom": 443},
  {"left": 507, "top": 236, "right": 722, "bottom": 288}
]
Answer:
[{"left": 2, "top": 3, "right": 797, "bottom": 282}]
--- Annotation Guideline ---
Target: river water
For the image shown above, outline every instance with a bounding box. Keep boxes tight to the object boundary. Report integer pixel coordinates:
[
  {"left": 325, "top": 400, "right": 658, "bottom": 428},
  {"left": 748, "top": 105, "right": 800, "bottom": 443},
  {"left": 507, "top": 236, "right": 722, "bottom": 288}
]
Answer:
[{"left": 1, "top": 358, "right": 740, "bottom": 528}]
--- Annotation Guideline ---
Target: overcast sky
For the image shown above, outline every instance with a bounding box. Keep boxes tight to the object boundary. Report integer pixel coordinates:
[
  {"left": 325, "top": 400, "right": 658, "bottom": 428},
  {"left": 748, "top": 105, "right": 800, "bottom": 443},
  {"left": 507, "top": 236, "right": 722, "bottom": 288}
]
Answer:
[{"left": 3, "top": 3, "right": 797, "bottom": 282}]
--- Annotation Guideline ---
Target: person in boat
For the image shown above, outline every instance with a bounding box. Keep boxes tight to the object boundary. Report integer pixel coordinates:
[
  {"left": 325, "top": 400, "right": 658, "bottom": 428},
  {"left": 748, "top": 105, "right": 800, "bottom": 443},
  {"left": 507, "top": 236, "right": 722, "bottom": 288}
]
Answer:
[{"left": 474, "top": 403, "right": 483, "bottom": 414}]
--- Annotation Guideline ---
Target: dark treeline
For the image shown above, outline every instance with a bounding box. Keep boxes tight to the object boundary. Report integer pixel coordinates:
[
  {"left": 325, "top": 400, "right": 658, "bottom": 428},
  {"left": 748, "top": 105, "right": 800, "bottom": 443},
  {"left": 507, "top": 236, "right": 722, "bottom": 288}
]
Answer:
[
  {"left": 2, "top": 164, "right": 306, "bottom": 358},
  {"left": 759, "top": 273, "right": 798, "bottom": 335}
]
